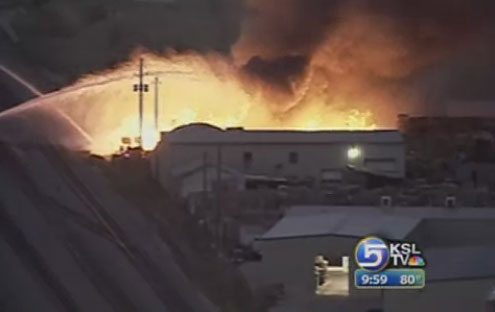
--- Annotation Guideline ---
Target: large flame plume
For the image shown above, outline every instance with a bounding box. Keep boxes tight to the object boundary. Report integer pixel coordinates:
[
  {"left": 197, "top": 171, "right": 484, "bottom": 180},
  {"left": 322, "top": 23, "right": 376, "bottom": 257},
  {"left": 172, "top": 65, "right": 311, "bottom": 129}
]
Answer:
[
  {"left": 1, "top": 0, "right": 495, "bottom": 156},
  {"left": 1, "top": 50, "right": 377, "bottom": 155}
]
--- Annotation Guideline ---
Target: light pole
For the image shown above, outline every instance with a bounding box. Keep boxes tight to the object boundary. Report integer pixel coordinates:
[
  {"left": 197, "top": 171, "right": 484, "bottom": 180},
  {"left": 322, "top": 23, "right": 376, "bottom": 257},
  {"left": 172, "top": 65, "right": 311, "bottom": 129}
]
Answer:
[
  {"left": 133, "top": 57, "right": 149, "bottom": 148},
  {"left": 132, "top": 63, "right": 196, "bottom": 149}
]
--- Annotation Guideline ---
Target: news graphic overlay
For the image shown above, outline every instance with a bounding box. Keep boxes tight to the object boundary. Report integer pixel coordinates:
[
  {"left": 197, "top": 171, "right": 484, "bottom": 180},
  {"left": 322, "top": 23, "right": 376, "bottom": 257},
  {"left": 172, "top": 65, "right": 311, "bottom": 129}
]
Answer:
[{"left": 354, "top": 236, "right": 426, "bottom": 289}]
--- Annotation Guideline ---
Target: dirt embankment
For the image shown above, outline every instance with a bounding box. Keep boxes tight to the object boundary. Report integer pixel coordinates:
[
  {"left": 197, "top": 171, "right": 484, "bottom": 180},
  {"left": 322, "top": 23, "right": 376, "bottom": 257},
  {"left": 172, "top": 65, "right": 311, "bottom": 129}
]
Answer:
[{"left": 95, "top": 156, "right": 257, "bottom": 312}]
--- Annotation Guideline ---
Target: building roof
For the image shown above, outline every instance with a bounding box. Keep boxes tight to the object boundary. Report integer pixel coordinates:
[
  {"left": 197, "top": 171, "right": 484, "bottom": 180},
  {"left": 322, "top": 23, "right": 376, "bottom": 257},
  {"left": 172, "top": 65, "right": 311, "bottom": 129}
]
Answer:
[
  {"left": 346, "top": 164, "right": 403, "bottom": 179},
  {"left": 171, "top": 158, "right": 240, "bottom": 178},
  {"left": 285, "top": 205, "right": 495, "bottom": 220},
  {"left": 257, "top": 205, "right": 495, "bottom": 241},
  {"left": 172, "top": 159, "right": 288, "bottom": 183},
  {"left": 425, "top": 246, "right": 495, "bottom": 281},
  {"left": 162, "top": 123, "right": 403, "bottom": 145},
  {"left": 258, "top": 212, "right": 421, "bottom": 241}
]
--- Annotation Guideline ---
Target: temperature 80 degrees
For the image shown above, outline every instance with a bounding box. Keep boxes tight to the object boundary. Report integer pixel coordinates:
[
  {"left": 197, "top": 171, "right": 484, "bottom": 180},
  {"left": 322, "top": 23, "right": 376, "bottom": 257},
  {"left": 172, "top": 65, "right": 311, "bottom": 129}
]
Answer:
[{"left": 400, "top": 274, "right": 418, "bottom": 286}]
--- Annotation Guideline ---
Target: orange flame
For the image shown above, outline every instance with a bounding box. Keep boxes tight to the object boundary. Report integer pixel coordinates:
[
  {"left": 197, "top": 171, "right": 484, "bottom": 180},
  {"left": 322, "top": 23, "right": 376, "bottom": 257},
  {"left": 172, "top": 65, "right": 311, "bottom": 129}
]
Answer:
[{"left": 2, "top": 51, "right": 379, "bottom": 155}]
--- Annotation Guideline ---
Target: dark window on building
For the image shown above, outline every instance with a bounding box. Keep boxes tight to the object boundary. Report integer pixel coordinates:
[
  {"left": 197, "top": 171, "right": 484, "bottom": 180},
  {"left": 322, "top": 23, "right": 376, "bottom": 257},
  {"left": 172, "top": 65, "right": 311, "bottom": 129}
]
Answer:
[
  {"left": 243, "top": 152, "right": 253, "bottom": 168},
  {"left": 289, "top": 152, "right": 299, "bottom": 164}
]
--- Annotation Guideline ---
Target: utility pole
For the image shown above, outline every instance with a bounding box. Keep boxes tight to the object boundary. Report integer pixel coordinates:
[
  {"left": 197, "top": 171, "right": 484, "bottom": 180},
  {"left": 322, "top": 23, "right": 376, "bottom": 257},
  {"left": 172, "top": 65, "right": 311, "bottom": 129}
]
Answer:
[
  {"left": 154, "top": 76, "right": 161, "bottom": 132},
  {"left": 216, "top": 145, "right": 223, "bottom": 252},
  {"left": 202, "top": 151, "right": 208, "bottom": 209},
  {"left": 133, "top": 57, "right": 149, "bottom": 148}
]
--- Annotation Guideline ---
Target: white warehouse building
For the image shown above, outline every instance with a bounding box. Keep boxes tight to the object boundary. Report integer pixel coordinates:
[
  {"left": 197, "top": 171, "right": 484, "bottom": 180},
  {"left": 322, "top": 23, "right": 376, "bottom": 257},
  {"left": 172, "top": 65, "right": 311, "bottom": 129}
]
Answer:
[{"left": 151, "top": 123, "right": 405, "bottom": 188}]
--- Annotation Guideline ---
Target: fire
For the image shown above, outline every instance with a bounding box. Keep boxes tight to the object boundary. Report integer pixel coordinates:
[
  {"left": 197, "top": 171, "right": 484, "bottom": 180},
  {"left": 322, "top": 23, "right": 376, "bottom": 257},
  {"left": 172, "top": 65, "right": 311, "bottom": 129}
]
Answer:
[{"left": 1, "top": 51, "right": 379, "bottom": 155}]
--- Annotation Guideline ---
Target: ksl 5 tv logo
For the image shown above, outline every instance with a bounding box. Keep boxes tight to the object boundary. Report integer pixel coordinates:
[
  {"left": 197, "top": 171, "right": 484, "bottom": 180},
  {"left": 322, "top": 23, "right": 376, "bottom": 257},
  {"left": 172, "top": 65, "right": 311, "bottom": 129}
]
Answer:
[{"left": 355, "top": 236, "right": 426, "bottom": 273}]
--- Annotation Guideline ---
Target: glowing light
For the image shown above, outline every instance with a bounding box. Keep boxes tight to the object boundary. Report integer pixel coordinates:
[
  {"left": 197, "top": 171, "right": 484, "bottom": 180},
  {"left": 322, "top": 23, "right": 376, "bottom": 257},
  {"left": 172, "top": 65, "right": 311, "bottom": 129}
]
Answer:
[
  {"left": 141, "top": 126, "right": 160, "bottom": 151},
  {"left": 347, "top": 146, "right": 362, "bottom": 160}
]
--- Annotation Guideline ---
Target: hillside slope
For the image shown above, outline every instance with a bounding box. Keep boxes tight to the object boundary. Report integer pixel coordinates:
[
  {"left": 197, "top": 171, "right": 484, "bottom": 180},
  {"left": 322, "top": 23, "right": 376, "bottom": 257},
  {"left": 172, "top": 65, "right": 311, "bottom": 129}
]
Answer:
[{"left": 0, "top": 143, "right": 253, "bottom": 312}]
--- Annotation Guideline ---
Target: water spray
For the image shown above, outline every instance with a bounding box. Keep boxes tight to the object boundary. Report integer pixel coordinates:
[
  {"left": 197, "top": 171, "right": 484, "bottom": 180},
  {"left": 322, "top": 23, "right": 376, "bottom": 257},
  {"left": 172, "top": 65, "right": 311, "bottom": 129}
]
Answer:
[
  {"left": 0, "top": 64, "right": 94, "bottom": 143},
  {"left": 0, "top": 65, "right": 43, "bottom": 97}
]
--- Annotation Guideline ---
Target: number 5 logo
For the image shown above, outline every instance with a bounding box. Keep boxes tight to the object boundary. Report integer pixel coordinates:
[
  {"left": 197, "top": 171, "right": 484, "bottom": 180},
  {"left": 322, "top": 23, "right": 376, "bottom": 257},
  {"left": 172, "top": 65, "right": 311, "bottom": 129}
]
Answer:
[
  {"left": 362, "top": 244, "right": 387, "bottom": 268},
  {"left": 355, "top": 237, "right": 390, "bottom": 272}
]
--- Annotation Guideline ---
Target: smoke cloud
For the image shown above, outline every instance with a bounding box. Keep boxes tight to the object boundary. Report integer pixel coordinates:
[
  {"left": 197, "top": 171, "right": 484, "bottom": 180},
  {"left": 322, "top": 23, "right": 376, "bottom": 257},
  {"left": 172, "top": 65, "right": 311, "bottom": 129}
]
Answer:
[
  {"left": 236, "top": 0, "right": 495, "bottom": 74},
  {"left": 235, "top": 0, "right": 495, "bottom": 121},
  {"left": 6, "top": 0, "right": 495, "bottom": 122}
]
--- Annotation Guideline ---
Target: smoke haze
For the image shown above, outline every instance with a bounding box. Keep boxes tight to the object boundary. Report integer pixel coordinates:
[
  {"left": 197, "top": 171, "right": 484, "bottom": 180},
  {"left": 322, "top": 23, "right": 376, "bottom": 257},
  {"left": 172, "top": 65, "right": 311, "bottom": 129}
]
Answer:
[
  {"left": 7, "top": 0, "right": 243, "bottom": 84},
  {"left": 235, "top": 0, "right": 495, "bottom": 118},
  {"left": 3, "top": 0, "right": 495, "bottom": 124}
]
